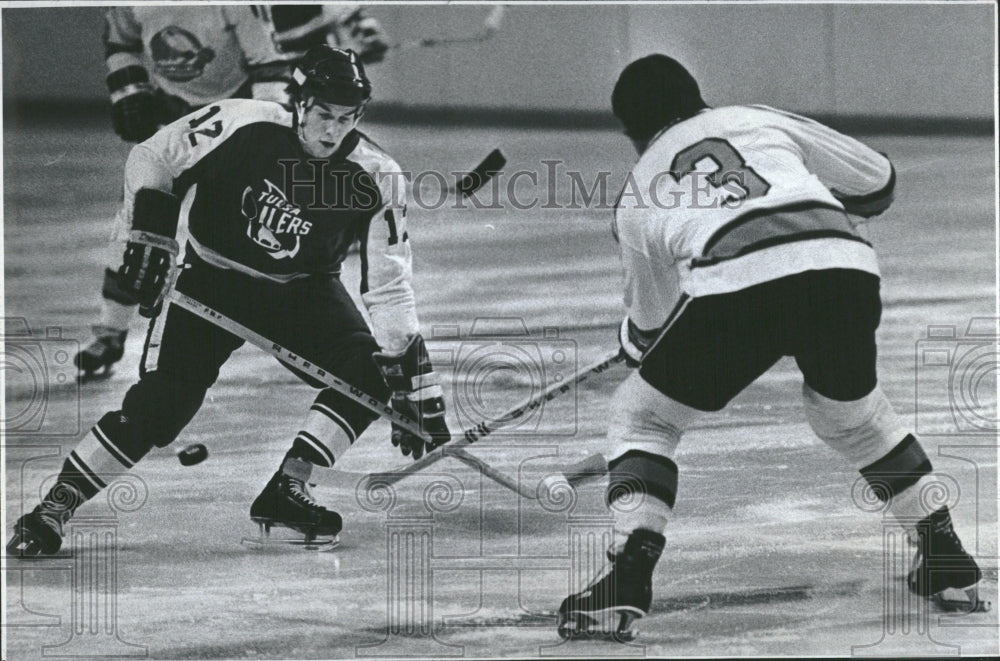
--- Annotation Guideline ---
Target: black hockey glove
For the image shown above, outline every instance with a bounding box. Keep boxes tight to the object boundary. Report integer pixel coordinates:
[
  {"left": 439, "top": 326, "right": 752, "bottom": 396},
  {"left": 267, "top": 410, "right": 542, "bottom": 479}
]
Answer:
[
  {"left": 118, "top": 189, "right": 180, "bottom": 318},
  {"left": 373, "top": 334, "right": 451, "bottom": 459},
  {"left": 107, "top": 66, "right": 159, "bottom": 143},
  {"left": 618, "top": 317, "right": 658, "bottom": 368}
]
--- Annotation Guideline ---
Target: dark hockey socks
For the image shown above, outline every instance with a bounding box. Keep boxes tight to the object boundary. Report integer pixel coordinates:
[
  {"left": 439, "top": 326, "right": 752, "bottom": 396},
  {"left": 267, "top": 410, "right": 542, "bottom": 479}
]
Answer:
[
  {"left": 8, "top": 411, "right": 153, "bottom": 556},
  {"left": 858, "top": 434, "right": 932, "bottom": 502},
  {"left": 42, "top": 411, "right": 153, "bottom": 511},
  {"left": 607, "top": 450, "right": 679, "bottom": 509}
]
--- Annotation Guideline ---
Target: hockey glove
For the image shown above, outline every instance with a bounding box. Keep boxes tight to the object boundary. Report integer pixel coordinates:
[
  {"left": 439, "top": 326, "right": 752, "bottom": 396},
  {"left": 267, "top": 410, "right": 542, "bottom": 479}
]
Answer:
[
  {"left": 107, "top": 66, "right": 159, "bottom": 142},
  {"left": 373, "top": 334, "right": 451, "bottom": 459},
  {"left": 118, "top": 189, "right": 180, "bottom": 318},
  {"left": 619, "top": 317, "right": 658, "bottom": 368},
  {"left": 342, "top": 10, "right": 390, "bottom": 64}
]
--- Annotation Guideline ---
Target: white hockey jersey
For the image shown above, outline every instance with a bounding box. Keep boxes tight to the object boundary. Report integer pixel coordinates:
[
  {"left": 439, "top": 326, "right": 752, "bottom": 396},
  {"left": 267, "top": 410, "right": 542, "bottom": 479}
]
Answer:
[
  {"left": 104, "top": 6, "right": 290, "bottom": 107},
  {"left": 615, "top": 105, "right": 895, "bottom": 332}
]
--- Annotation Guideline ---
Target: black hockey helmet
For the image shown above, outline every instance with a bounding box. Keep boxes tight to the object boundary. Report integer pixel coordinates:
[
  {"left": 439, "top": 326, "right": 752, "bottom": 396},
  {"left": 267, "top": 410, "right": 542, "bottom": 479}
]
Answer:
[
  {"left": 291, "top": 45, "right": 372, "bottom": 108},
  {"left": 612, "top": 54, "right": 707, "bottom": 143}
]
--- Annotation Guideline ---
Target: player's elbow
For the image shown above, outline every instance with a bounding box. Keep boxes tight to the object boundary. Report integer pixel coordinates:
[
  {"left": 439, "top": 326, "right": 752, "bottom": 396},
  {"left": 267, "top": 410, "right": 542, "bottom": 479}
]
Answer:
[
  {"left": 836, "top": 159, "right": 896, "bottom": 219},
  {"left": 124, "top": 144, "right": 174, "bottom": 194}
]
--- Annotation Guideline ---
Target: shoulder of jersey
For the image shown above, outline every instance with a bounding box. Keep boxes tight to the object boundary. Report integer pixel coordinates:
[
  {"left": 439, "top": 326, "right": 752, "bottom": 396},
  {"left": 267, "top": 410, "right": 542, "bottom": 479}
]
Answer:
[
  {"left": 214, "top": 98, "right": 294, "bottom": 130},
  {"left": 348, "top": 131, "right": 402, "bottom": 177}
]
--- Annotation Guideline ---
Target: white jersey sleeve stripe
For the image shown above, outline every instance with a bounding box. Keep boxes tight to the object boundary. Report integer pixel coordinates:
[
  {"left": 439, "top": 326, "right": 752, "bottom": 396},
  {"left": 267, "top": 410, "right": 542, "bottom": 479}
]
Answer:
[
  {"left": 695, "top": 201, "right": 866, "bottom": 267},
  {"left": 351, "top": 136, "right": 419, "bottom": 353}
]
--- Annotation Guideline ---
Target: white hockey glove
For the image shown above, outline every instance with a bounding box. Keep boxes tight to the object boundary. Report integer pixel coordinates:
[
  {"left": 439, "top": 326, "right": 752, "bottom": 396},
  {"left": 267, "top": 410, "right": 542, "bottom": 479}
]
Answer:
[
  {"left": 619, "top": 317, "right": 658, "bottom": 368},
  {"left": 119, "top": 189, "right": 180, "bottom": 318},
  {"left": 373, "top": 334, "right": 451, "bottom": 459}
]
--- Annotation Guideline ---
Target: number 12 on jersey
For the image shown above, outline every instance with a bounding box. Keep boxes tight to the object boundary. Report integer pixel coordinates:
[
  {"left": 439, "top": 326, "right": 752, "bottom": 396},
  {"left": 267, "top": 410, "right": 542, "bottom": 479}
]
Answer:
[{"left": 187, "top": 105, "right": 224, "bottom": 146}]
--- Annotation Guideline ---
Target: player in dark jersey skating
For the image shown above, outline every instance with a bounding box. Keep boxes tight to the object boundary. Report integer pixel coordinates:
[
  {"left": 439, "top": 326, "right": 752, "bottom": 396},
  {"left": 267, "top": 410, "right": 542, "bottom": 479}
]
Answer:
[
  {"left": 9, "top": 46, "right": 447, "bottom": 555},
  {"left": 78, "top": 5, "right": 389, "bottom": 379}
]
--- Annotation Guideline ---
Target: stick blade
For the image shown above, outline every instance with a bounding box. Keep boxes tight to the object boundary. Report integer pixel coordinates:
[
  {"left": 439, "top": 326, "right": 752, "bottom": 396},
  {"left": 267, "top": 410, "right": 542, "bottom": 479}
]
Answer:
[{"left": 456, "top": 148, "right": 506, "bottom": 198}]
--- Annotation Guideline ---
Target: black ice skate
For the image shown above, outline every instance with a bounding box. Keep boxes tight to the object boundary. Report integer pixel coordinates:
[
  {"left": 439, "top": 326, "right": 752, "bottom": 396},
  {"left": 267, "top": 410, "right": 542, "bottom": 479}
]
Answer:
[
  {"left": 5, "top": 484, "right": 83, "bottom": 557},
  {"left": 908, "top": 506, "right": 990, "bottom": 613},
  {"left": 557, "top": 528, "right": 665, "bottom": 641},
  {"left": 75, "top": 328, "right": 127, "bottom": 380},
  {"left": 246, "top": 458, "right": 342, "bottom": 551}
]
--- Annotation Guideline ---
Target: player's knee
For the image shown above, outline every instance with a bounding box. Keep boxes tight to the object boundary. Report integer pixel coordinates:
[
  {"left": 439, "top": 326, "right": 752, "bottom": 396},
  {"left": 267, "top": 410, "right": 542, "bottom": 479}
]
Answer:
[
  {"left": 802, "top": 384, "right": 905, "bottom": 468},
  {"left": 120, "top": 373, "right": 209, "bottom": 447},
  {"left": 607, "top": 372, "right": 699, "bottom": 461},
  {"left": 858, "top": 434, "right": 933, "bottom": 503},
  {"left": 607, "top": 450, "right": 679, "bottom": 509}
]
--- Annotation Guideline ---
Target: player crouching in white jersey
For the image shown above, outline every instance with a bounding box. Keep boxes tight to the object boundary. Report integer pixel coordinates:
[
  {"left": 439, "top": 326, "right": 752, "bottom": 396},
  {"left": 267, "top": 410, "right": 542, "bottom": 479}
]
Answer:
[
  {"left": 557, "top": 54, "right": 988, "bottom": 640},
  {"left": 8, "top": 46, "right": 448, "bottom": 556}
]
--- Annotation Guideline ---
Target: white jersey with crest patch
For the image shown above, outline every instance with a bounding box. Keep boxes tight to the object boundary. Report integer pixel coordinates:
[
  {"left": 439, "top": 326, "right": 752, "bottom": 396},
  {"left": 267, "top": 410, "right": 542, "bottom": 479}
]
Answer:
[
  {"left": 104, "top": 6, "right": 287, "bottom": 107},
  {"left": 615, "top": 105, "right": 894, "bottom": 333}
]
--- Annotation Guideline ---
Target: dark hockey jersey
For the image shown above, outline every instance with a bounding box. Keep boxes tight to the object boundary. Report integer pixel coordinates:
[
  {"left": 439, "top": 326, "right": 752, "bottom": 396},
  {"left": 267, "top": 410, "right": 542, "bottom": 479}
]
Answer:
[{"left": 118, "top": 99, "right": 417, "bottom": 351}]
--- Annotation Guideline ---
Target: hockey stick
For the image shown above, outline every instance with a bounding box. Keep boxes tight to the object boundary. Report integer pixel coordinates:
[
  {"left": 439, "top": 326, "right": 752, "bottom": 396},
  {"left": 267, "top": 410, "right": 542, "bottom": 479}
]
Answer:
[
  {"left": 388, "top": 5, "right": 505, "bottom": 53},
  {"left": 367, "top": 350, "right": 625, "bottom": 488},
  {"left": 453, "top": 149, "right": 507, "bottom": 198},
  {"left": 167, "top": 291, "right": 531, "bottom": 497},
  {"left": 561, "top": 452, "right": 609, "bottom": 487}
]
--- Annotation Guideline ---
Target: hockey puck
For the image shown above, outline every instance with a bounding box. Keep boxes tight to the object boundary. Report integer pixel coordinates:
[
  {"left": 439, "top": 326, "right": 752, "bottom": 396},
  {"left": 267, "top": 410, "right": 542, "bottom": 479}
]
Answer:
[{"left": 177, "top": 443, "right": 208, "bottom": 466}]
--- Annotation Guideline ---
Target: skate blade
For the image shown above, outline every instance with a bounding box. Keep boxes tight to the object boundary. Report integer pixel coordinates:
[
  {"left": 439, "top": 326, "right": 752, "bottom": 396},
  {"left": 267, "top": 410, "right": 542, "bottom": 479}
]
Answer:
[
  {"left": 557, "top": 610, "right": 640, "bottom": 642},
  {"left": 77, "top": 366, "right": 114, "bottom": 383},
  {"left": 241, "top": 535, "right": 340, "bottom": 551},
  {"left": 242, "top": 522, "right": 340, "bottom": 552},
  {"left": 5, "top": 534, "right": 44, "bottom": 559},
  {"left": 933, "top": 585, "right": 992, "bottom": 614}
]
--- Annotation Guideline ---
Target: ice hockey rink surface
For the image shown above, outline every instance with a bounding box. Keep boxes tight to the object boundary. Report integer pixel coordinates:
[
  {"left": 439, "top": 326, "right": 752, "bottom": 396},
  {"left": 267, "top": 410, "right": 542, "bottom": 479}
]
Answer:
[{"left": 3, "top": 118, "right": 998, "bottom": 658}]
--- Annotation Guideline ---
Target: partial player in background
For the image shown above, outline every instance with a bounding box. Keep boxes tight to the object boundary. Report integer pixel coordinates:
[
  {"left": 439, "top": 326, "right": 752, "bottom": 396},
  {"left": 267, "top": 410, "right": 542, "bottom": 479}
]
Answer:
[
  {"left": 263, "top": 4, "right": 389, "bottom": 67},
  {"left": 9, "top": 46, "right": 446, "bottom": 556},
  {"left": 557, "top": 54, "right": 988, "bottom": 640},
  {"left": 77, "top": 5, "right": 388, "bottom": 379}
]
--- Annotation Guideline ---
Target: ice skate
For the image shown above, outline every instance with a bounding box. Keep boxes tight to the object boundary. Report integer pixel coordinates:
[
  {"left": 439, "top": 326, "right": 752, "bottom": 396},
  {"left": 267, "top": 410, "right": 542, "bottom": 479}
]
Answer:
[
  {"left": 5, "top": 490, "right": 80, "bottom": 558},
  {"left": 557, "top": 528, "right": 664, "bottom": 641},
  {"left": 75, "top": 328, "right": 127, "bottom": 381},
  {"left": 246, "top": 459, "right": 342, "bottom": 551},
  {"left": 907, "top": 506, "right": 990, "bottom": 614}
]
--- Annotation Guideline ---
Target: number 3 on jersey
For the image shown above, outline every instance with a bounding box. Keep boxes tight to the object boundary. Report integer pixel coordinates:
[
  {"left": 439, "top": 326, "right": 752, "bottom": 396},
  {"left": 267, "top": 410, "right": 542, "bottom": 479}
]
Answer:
[{"left": 671, "top": 138, "right": 771, "bottom": 205}]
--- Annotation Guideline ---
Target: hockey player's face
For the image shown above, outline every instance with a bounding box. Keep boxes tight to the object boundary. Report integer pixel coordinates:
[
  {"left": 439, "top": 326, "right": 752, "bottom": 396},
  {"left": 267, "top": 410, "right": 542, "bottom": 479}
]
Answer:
[{"left": 297, "top": 100, "right": 363, "bottom": 157}]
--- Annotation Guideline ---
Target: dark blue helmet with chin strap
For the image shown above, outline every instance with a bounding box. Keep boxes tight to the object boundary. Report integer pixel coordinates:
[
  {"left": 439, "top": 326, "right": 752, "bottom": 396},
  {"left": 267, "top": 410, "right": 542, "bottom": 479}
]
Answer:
[{"left": 291, "top": 45, "right": 372, "bottom": 109}]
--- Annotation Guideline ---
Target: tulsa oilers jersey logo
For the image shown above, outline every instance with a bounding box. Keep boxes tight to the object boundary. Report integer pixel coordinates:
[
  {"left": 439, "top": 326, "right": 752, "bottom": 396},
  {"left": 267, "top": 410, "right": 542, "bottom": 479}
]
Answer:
[
  {"left": 242, "top": 180, "right": 313, "bottom": 260},
  {"left": 149, "top": 27, "right": 216, "bottom": 82}
]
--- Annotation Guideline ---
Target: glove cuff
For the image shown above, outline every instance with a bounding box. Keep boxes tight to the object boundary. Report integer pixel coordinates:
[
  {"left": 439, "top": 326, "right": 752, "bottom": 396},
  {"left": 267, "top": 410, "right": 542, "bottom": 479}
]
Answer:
[
  {"left": 127, "top": 230, "right": 179, "bottom": 255},
  {"left": 107, "top": 65, "right": 154, "bottom": 103}
]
